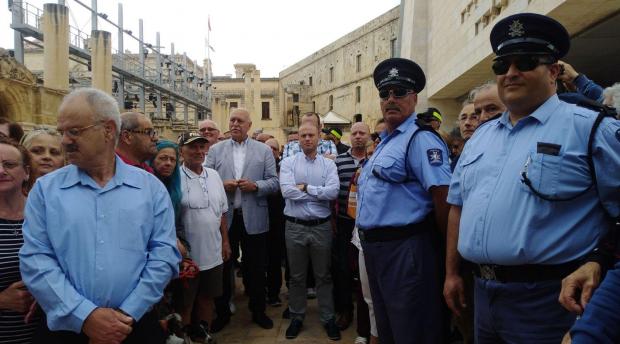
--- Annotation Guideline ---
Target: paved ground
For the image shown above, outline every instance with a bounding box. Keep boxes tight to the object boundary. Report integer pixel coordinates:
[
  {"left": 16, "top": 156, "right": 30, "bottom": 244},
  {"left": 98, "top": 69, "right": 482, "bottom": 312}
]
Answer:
[{"left": 213, "top": 278, "right": 359, "bottom": 343}]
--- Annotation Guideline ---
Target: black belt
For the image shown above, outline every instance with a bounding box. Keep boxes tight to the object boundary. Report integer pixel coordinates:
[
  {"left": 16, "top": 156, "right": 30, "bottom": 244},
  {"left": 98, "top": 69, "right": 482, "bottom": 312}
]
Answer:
[
  {"left": 474, "top": 261, "right": 581, "bottom": 283},
  {"left": 233, "top": 208, "right": 243, "bottom": 216},
  {"left": 359, "top": 217, "right": 433, "bottom": 243},
  {"left": 285, "top": 216, "right": 330, "bottom": 226}
]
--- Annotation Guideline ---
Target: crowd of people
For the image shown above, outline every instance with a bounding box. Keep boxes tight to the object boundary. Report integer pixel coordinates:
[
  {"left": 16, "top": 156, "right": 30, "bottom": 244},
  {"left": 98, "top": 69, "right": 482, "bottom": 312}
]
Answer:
[{"left": 1, "top": 11, "right": 620, "bottom": 344}]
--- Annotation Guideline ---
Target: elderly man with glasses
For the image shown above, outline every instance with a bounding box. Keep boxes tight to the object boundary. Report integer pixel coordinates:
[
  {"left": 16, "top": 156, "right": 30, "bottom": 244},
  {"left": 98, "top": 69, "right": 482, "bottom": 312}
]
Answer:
[
  {"left": 444, "top": 13, "right": 620, "bottom": 344},
  {"left": 116, "top": 112, "right": 159, "bottom": 173},
  {"left": 19, "top": 88, "right": 181, "bottom": 344}
]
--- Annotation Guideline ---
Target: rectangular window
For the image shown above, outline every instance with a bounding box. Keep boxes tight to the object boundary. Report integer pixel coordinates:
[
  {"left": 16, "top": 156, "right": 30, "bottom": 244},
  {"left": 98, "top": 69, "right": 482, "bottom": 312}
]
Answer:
[
  {"left": 390, "top": 39, "right": 397, "bottom": 58},
  {"left": 292, "top": 93, "right": 299, "bottom": 102},
  {"left": 309, "top": 76, "right": 313, "bottom": 86},
  {"left": 328, "top": 95, "right": 333, "bottom": 110},
  {"left": 229, "top": 101, "right": 238, "bottom": 109},
  {"left": 312, "top": 101, "right": 316, "bottom": 112},
  {"left": 329, "top": 67, "right": 334, "bottom": 83},
  {"left": 355, "top": 86, "right": 361, "bottom": 103},
  {"left": 261, "top": 102, "right": 270, "bottom": 120},
  {"left": 356, "top": 54, "right": 361, "bottom": 72}
]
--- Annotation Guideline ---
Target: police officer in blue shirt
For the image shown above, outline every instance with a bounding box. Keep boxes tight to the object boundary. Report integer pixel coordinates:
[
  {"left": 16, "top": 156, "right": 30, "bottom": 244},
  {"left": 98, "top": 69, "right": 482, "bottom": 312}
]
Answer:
[
  {"left": 356, "top": 58, "right": 452, "bottom": 344},
  {"left": 444, "top": 13, "right": 620, "bottom": 344}
]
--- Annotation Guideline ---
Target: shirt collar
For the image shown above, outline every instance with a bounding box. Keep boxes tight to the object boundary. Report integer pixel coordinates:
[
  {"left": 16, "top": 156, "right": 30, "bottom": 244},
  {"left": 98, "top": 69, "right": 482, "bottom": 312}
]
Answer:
[
  {"left": 380, "top": 113, "right": 416, "bottom": 140},
  {"left": 499, "top": 94, "right": 560, "bottom": 127},
  {"left": 61, "top": 156, "right": 142, "bottom": 190},
  {"left": 115, "top": 150, "right": 154, "bottom": 174},
  {"left": 181, "top": 164, "right": 207, "bottom": 179},
  {"left": 231, "top": 137, "right": 249, "bottom": 147}
]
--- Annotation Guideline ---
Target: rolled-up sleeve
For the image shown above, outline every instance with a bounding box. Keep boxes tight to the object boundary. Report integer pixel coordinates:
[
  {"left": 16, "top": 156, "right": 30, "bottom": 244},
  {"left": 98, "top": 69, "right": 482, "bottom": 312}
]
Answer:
[
  {"left": 20, "top": 182, "right": 98, "bottom": 333},
  {"left": 119, "top": 185, "right": 181, "bottom": 320}
]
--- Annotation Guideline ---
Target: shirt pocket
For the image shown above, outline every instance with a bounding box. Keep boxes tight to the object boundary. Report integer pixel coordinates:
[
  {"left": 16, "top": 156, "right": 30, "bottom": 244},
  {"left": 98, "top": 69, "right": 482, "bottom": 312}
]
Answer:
[
  {"left": 522, "top": 149, "right": 562, "bottom": 197},
  {"left": 371, "top": 155, "right": 408, "bottom": 183},
  {"left": 459, "top": 152, "right": 484, "bottom": 195},
  {"left": 118, "top": 208, "right": 148, "bottom": 253}
]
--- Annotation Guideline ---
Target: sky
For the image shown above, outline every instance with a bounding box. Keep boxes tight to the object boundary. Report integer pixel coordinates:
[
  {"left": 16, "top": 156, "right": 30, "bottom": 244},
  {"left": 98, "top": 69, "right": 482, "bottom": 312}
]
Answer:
[{"left": 1, "top": 0, "right": 400, "bottom": 77}]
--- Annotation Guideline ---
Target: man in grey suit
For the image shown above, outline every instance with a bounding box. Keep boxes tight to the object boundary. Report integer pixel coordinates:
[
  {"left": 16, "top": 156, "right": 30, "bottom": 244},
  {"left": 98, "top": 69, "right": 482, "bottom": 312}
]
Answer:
[{"left": 205, "top": 108, "right": 279, "bottom": 330}]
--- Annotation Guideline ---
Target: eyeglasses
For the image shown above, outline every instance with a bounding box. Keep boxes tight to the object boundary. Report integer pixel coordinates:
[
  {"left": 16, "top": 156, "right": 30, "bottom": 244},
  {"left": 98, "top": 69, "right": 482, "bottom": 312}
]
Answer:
[
  {"left": 128, "top": 128, "right": 158, "bottom": 139},
  {"left": 199, "top": 127, "right": 218, "bottom": 133},
  {"left": 1, "top": 160, "right": 22, "bottom": 170},
  {"left": 57, "top": 122, "right": 103, "bottom": 138},
  {"left": 491, "top": 55, "right": 555, "bottom": 75},
  {"left": 379, "top": 88, "right": 414, "bottom": 100}
]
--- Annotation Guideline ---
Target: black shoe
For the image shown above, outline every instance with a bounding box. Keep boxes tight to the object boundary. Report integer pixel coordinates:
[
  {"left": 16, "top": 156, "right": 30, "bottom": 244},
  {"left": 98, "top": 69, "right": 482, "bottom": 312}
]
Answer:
[
  {"left": 324, "top": 319, "right": 341, "bottom": 341},
  {"left": 336, "top": 310, "right": 353, "bottom": 331},
  {"left": 268, "top": 296, "right": 282, "bottom": 307},
  {"left": 210, "top": 316, "right": 230, "bottom": 333},
  {"left": 184, "top": 323, "right": 207, "bottom": 343},
  {"left": 282, "top": 308, "right": 291, "bottom": 319},
  {"left": 285, "top": 319, "right": 303, "bottom": 339},
  {"left": 252, "top": 312, "right": 274, "bottom": 329}
]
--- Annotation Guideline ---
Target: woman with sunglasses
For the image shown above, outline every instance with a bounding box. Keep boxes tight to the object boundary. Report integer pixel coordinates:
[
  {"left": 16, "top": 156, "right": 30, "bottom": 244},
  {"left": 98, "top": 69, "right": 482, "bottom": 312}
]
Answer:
[
  {"left": 20, "top": 128, "right": 64, "bottom": 184},
  {"left": 0, "top": 136, "right": 40, "bottom": 343}
]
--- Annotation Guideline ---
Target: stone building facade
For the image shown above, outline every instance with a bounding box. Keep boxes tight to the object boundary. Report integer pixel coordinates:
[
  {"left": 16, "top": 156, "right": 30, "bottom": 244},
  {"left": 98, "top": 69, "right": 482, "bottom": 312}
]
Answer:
[
  {"left": 278, "top": 6, "right": 400, "bottom": 137},
  {"left": 400, "top": 0, "right": 620, "bottom": 127},
  {"left": 211, "top": 64, "right": 281, "bottom": 141}
]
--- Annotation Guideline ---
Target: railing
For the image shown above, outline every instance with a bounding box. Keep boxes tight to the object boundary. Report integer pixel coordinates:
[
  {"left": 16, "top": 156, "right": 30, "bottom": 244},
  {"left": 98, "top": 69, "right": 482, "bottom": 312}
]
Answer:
[
  {"left": 19, "top": 2, "right": 43, "bottom": 30},
  {"left": 69, "top": 26, "right": 90, "bottom": 51}
]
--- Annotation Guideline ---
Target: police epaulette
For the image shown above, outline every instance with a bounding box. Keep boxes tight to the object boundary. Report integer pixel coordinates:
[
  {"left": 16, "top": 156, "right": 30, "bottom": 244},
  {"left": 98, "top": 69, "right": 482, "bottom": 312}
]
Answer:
[{"left": 476, "top": 113, "right": 502, "bottom": 128}]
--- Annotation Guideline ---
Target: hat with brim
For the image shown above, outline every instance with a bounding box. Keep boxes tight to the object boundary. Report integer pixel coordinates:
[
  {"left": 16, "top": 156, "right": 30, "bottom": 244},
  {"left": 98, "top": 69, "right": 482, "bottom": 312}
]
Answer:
[
  {"left": 373, "top": 58, "right": 426, "bottom": 93},
  {"left": 490, "top": 13, "right": 569, "bottom": 59},
  {"left": 178, "top": 132, "right": 208, "bottom": 146}
]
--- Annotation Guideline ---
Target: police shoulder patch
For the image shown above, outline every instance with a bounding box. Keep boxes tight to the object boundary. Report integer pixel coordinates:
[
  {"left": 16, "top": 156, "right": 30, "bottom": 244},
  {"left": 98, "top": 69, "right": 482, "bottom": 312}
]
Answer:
[{"left": 427, "top": 148, "right": 443, "bottom": 166}]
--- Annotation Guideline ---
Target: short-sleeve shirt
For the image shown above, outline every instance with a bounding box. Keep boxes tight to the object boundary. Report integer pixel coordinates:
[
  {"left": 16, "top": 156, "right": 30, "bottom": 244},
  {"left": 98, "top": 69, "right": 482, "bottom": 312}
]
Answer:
[
  {"left": 448, "top": 95, "right": 620, "bottom": 265},
  {"left": 180, "top": 165, "right": 229, "bottom": 270},
  {"left": 356, "top": 114, "right": 452, "bottom": 230}
]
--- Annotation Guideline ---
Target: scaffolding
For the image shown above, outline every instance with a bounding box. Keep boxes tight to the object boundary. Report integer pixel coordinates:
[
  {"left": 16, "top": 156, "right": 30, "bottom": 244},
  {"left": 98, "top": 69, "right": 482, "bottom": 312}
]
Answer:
[{"left": 9, "top": 0, "right": 211, "bottom": 127}]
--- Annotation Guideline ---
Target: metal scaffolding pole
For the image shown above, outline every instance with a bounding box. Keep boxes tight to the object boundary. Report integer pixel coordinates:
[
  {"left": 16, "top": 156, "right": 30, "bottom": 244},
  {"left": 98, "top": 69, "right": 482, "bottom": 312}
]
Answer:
[
  {"left": 138, "top": 19, "right": 145, "bottom": 113},
  {"left": 91, "top": 0, "right": 97, "bottom": 31},
  {"left": 11, "top": 1, "right": 24, "bottom": 63},
  {"left": 117, "top": 3, "right": 125, "bottom": 109},
  {"left": 156, "top": 32, "right": 163, "bottom": 118}
]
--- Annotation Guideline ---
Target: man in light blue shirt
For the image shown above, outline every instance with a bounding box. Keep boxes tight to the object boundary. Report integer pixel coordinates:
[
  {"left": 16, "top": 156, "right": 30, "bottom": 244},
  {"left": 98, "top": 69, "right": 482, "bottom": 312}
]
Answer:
[
  {"left": 444, "top": 14, "right": 620, "bottom": 344},
  {"left": 279, "top": 123, "right": 341, "bottom": 340},
  {"left": 282, "top": 112, "right": 338, "bottom": 160},
  {"left": 20, "top": 88, "right": 181, "bottom": 344},
  {"left": 356, "top": 57, "right": 452, "bottom": 344}
]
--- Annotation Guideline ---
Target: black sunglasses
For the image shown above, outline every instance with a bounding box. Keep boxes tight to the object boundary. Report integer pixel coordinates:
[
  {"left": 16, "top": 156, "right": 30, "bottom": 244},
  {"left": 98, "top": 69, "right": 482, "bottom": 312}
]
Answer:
[
  {"left": 379, "top": 88, "right": 413, "bottom": 100},
  {"left": 491, "top": 55, "right": 555, "bottom": 75}
]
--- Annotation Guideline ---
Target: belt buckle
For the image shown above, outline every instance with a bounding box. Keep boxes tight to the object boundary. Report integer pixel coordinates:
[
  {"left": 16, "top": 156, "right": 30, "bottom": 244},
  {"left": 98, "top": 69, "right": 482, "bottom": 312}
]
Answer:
[{"left": 480, "top": 265, "right": 497, "bottom": 280}]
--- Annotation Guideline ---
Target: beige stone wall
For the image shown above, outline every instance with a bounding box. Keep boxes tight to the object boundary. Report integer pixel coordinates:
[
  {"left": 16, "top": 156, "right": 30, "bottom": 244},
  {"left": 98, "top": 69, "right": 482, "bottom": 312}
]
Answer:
[
  {"left": 401, "top": 0, "right": 620, "bottom": 131},
  {"left": 278, "top": 6, "right": 400, "bottom": 138},
  {"left": 211, "top": 66, "right": 282, "bottom": 142}
]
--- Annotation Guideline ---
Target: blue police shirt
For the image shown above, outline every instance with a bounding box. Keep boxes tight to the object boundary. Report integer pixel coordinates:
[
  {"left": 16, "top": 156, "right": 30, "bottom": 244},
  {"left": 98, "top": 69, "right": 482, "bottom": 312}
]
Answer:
[
  {"left": 357, "top": 114, "right": 451, "bottom": 230},
  {"left": 20, "top": 157, "right": 181, "bottom": 332},
  {"left": 448, "top": 95, "right": 620, "bottom": 265}
]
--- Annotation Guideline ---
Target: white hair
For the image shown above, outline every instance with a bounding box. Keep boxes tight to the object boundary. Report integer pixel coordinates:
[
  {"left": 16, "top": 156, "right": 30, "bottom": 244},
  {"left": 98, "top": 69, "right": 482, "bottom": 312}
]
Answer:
[
  {"left": 603, "top": 82, "right": 620, "bottom": 112},
  {"left": 60, "top": 88, "right": 122, "bottom": 141},
  {"left": 469, "top": 80, "right": 497, "bottom": 103}
]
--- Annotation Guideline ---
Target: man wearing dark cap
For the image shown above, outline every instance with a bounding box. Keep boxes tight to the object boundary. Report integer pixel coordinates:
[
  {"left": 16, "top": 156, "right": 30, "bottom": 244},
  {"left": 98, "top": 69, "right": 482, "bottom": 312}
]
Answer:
[
  {"left": 444, "top": 13, "right": 620, "bottom": 343},
  {"left": 417, "top": 107, "right": 443, "bottom": 131},
  {"left": 177, "top": 131, "right": 230, "bottom": 342},
  {"left": 356, "top": 57, "right": 452, "bottom": 343}
]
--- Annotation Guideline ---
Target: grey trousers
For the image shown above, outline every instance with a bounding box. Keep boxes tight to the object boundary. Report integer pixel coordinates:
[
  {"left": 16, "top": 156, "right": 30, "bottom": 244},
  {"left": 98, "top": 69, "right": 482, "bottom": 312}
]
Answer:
[{"left": 285, "top": 220, "right": 335, "bottom": 323}]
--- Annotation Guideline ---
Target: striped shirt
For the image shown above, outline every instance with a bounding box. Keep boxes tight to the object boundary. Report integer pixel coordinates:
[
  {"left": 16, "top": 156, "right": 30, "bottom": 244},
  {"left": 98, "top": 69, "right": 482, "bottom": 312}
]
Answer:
[
  {"left": 0, "top": 218, "right": 39, "bottom": 344},
  {"left": 335, "top": 150, "right": 363, "bottom": 217}
]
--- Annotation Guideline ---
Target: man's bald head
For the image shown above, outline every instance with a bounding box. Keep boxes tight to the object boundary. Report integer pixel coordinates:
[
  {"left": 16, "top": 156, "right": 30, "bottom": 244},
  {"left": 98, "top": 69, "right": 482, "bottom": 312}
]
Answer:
[
  {"left": 256, "top": 133, "right": 274, "bottom": 143},
  {"left": 229, "top": 108, "right": 252, "bottom": 142},
  {"left": 350, "top": 122, "right": 370, "bottom": 150},
  {"left": 265, "top": 138, "right": 280, "bottom": 159}
]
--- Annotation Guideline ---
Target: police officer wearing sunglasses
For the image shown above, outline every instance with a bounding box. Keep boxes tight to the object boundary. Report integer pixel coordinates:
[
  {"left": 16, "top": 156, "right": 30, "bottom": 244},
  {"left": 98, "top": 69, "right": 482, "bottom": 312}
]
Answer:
[
  {"left": 445, "top": 13, "right": 620, "bottom": 343},
  {"left": 356, "top": 57, "right": 452, "bottom": 343}
]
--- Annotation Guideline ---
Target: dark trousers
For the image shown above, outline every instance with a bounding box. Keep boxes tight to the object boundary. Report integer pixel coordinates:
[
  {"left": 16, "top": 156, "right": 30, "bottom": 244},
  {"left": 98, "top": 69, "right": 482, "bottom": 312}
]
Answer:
[
  {"left": 215, "top": 211, "right": 268, "bottom": 317},
  {"left": 474, "top": 277, "right": 575, "bottom": 344},
  {"left": 32, "top": 308, "right": 164, "bottom": 344},
  {"left": 353, "top": 245, "right": 371, "bottom": 338},
  {"left": 332, "top": 216, "right": 355, "bottom": 314},
  {"left": 362, "top": 229, "right": 443, "bottom": 344},
  {"left": 266, "top": 212, "right": 285, "bottom": 300}
]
